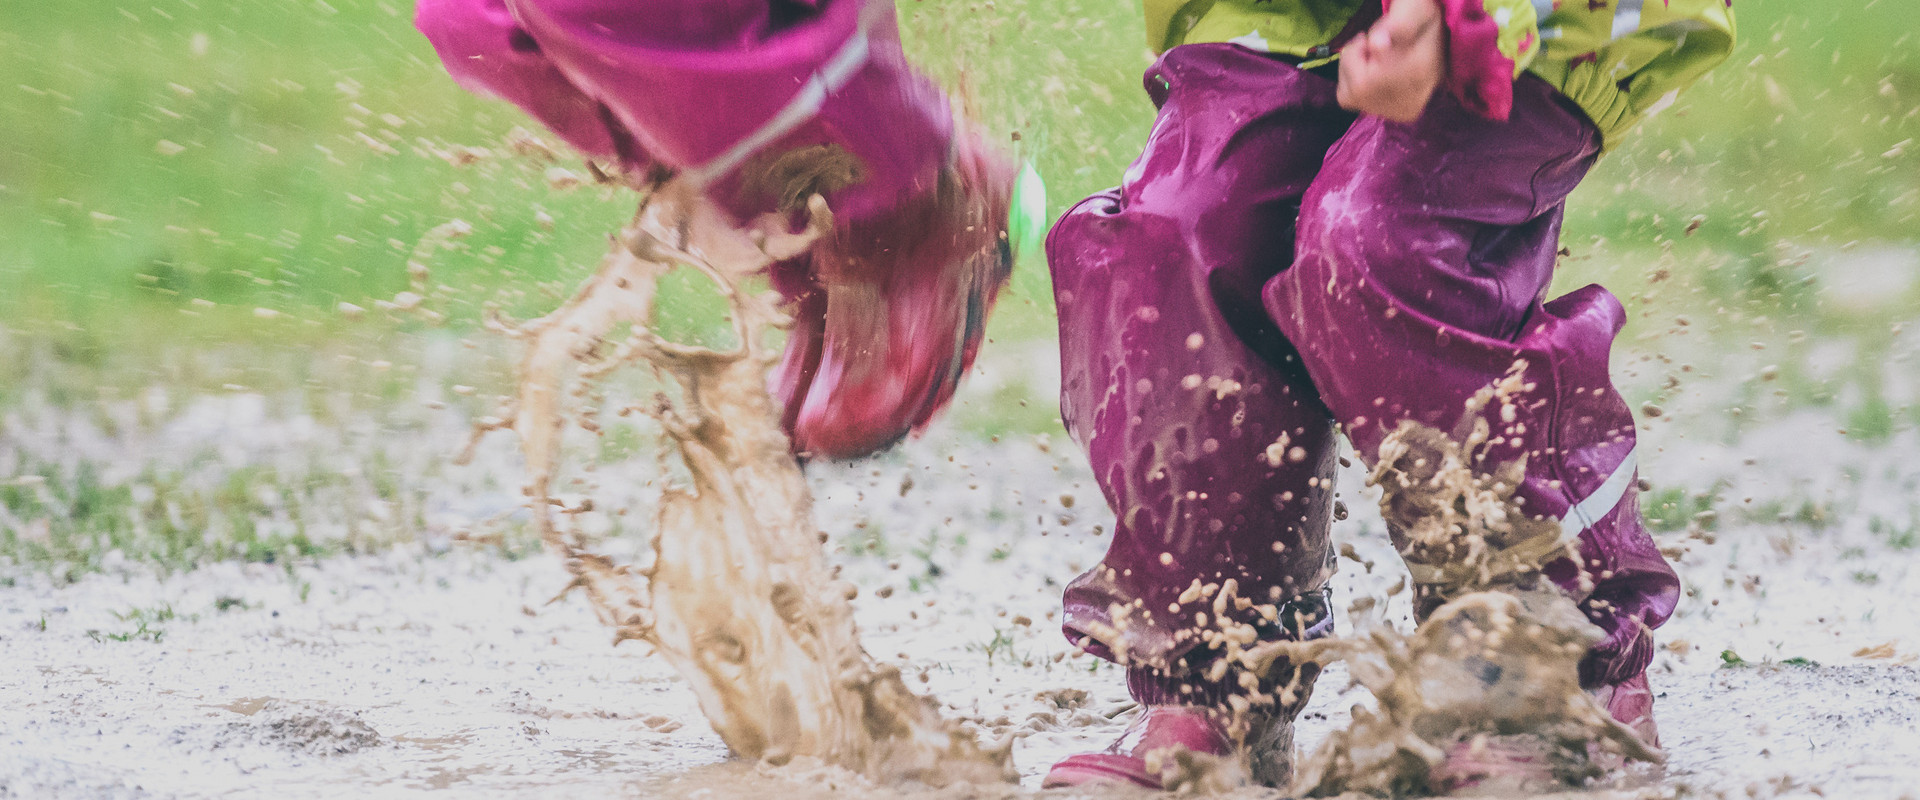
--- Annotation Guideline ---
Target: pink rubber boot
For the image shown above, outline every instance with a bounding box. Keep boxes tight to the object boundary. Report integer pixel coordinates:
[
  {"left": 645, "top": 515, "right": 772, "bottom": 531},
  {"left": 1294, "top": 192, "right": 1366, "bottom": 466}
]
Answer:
[
  {"left": 1043, "top": 706, "right": 1237, "bottom": 789},
  {"left": 1432, "top": 672, "right": 1662, "bottom": 792},
  {"left": 780, "top": 130, "right": 1014, "bottom": 458},
  {"left": 1593, "top": 672, "right": 1661, "bottom": 749},
  {"left": 1044, "top": 662, "right": 1319, "bottom": 790}
]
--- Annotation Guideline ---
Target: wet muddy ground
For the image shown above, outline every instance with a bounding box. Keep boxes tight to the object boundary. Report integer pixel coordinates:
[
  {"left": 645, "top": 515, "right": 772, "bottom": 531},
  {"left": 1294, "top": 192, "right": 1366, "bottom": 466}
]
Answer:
[{"left": 3, "top": 338, "right": 1918, "bottom": 799}]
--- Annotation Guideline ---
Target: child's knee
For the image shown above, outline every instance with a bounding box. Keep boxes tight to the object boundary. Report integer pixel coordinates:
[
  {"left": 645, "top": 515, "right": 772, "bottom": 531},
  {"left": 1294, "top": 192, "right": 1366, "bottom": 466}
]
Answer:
[
  {"left": 1288, "top": 188, "right": 1398, "bottom": 305},
  {"left": 1044, "top": 190, "right": 1126, "bottom": 287},
  {"left": 1291, "top": 180, "right": 1551, "bottom": 341}
]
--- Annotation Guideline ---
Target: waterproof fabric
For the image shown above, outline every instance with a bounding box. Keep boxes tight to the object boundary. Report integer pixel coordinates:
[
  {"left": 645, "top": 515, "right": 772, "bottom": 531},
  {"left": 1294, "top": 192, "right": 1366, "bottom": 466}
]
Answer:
[
  {"left": 1145, "top": 0, "right": 1735, "bottom": 144},
  {"left": 1051, "top": 50, "right": 1353, "bottom": 673},
  {"left": 416, "top": 0, "right": 951, "bottom": 223},
  {"left": 1050, "top": 43, "right": 1679, "bottom": 692},
  {"left": 415, "top": 0, "right": 1014, "bottom": 459}
]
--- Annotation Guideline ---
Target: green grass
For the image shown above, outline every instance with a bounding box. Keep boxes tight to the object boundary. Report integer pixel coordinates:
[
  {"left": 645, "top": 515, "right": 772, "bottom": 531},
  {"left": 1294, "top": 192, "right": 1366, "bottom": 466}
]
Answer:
[
  {"left": 0, "top": 459, "right": 357, "bottom": 577},
  {"left": 0, "top": 0, "right": 1906, "bottom": 451},
  {"left": 2, "top": 0, "right": 626, "bottom": 322},
  {"left": 0, "top": 0, "right": 1917, "bottom": 573},
  {"left": 4, "top": 1, "right": 1913, "bottom": 340},
  {"left": 1869, "top": 513, "right": 1919, "bottom": 551},
  {"left": 1641, "top": 485, "right": 1722, "bottom": 533}
]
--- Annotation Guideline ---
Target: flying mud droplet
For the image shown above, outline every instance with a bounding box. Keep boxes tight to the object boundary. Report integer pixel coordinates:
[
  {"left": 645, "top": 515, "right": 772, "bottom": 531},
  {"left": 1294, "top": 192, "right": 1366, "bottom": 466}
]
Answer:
[{"left": 466, "top": 177, "right": 1011, "bottom": 786}]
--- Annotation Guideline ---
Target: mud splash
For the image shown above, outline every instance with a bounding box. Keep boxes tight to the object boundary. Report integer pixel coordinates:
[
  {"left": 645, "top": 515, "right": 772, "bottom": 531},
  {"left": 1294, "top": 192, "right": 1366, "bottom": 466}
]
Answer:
[
  {"left": 1233, "top": 368, "right": 1660, "bottom": 797},
  {"left": 462, "top": 178, "right": 1012, "bottom": 786},
  {"left": 1371, "top": 364, "right": 1570, "bottom": 603},
  {"left": 1248, "top": 590, "right": 1659, "bottom": 796}
]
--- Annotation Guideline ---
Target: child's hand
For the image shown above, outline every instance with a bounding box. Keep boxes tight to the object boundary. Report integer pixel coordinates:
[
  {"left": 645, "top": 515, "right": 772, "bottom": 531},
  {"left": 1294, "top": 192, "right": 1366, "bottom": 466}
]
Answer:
[{"left": 1336, "top": 0, "right": 1447, "bottom": 123}]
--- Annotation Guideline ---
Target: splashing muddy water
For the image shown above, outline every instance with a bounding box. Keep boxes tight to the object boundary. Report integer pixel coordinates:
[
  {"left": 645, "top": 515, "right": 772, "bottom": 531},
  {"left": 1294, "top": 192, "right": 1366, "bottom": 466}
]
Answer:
[
  {"left": 457, "top": 179, "right": 1644, "bottom": 794},
  {"left": 1263, "top": 382, "right": 1659, "bottom": 796},
  {"left": 1245, "top": 589, "right": 1661, "bottom": 796},
  {"left": 462, "top": 179, "right": 1011, "bottom": 786},
  {"left": 1169, "top": 374, "right": 1664, "bottom": 797},
  {"left": 469, "top": 227, "right": 1660, "bottom": 796},
  {"left": 1371, "top": 364, "right": 1571, "bottom": 601}
]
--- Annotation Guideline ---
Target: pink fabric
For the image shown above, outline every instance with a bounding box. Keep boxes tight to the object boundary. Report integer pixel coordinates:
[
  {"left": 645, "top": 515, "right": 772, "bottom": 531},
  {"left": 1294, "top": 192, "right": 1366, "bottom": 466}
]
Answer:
[
  {"left": 415, "top": 0, "right": 1016, "bottom": 461},
  {"left": 415, "top": 0, "right": 953, "bottom": 225},
  {"left": 1383, "top": 0, "right": 1517, "bottom": 120},
  {"left": 1049, "top": 43, "right": 1676, "bottom": 691},
  {"left": 1596, "top": 672, "right": 1660, "bottom": 748},
  {"left": 1042, "top": 707, "right": 1234, "bottom": 789},
  {"left": 1050, "top": 50, "right": 1354, "bottom": 672},
  {"left": 1264, "top": 71, "right": 1677, "bottom": 690},
  {"left": 414, "top": 0, "right": 636, "bottom": 161}
]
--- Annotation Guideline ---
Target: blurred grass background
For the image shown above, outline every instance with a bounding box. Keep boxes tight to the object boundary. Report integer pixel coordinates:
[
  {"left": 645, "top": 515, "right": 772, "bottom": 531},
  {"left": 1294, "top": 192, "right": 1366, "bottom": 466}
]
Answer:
[
  {"left": 0, "top": 0, "right": 1916, "bottom": 577},
  {"left": 0, "top": 0, "right": 1915, "bottom": 406}
]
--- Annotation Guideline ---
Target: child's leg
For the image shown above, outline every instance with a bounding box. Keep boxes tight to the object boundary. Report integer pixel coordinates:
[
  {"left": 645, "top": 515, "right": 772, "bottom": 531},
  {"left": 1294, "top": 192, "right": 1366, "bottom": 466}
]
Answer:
[
  {"left": 413, "top": 0, "right": 641, "bottom": 162},
  {"left": 497, "top": 0, "right": 954, "bottom": 225},
  {"left": 417, "top": 0, "right": 1014, "bottom": 460},
  {"left": 1264, "top": 75, "right": 1680, "bottom": 698},
  {"left": 418, "top": 0, "right": 946, "bottom": 215},
  {"left": 1050, "top": 43, "right": 1355, "bottom": 692}
]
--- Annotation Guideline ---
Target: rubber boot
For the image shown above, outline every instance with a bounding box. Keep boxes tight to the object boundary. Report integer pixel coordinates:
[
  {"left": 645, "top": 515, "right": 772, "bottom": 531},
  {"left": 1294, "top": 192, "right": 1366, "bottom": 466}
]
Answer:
[
  {"left": 781, "top": 130, "right": 1014, "bottom": 458},
  {"left": 1044, "top": 658, "right": 1324, "bottom": 790},
  {"left": 1431, "top": 672, "right": 1661, "bottom": 793}
]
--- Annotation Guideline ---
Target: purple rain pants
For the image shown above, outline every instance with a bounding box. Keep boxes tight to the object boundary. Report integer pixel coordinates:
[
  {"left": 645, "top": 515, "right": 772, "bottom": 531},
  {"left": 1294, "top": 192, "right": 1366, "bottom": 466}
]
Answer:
[
  {"left": 416, "top": 0, "right": 1019, "bottom": 460},
  {"left": 1050, "top": 43, "right": 1679, "bottom": 693},
  {"left": 413, "top": 0, "right": 952, "bottom": 228}
]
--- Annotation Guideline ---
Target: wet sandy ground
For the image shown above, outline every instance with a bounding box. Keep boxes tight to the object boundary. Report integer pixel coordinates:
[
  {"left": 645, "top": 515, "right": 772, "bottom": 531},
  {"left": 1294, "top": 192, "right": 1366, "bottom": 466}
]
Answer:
[
  {"left": 3, "top": 338, "right": 1919, "bottom": 799},
  {"left": 4, "top": 432, "right": 1917, "bottom": 798},
  {"left": 3, "top": 546, "right": 1914, "bottom": 800}
]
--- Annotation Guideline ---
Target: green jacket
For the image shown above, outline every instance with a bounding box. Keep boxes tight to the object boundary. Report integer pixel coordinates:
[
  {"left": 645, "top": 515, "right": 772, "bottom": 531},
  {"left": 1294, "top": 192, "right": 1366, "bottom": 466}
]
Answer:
[{"left": 1146, "top": 0, "right": 1736, "bottom": 146}]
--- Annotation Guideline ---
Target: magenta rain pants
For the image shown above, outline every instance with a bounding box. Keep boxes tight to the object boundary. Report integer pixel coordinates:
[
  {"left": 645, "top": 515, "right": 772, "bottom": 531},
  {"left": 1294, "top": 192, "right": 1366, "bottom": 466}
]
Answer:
[
  {"left": 413, "top": 0, "right": 953, "bottom": 224},
  {"left": 414, "top": 0, "right": 1015, "bottom": 460},
  {"left": 1050, "top": 43, "right": 1679, "bottom": 696}
]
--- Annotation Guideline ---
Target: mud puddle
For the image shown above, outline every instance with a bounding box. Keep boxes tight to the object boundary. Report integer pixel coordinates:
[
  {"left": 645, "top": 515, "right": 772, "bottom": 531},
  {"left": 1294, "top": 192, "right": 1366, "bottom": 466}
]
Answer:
[
  {"left": 3, "top": 295, "right": 1918, "bottom": 798},
  {"left": 0, "top": 439, "right": 1916, "bottom": 797}
]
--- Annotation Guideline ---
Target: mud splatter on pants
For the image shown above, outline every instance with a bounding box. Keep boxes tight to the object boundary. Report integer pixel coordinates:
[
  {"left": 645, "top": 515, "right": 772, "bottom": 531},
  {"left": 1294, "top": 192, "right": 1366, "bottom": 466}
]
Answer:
[{"left": 1049, "top": 43, "right": 1679, "bottom": 701}]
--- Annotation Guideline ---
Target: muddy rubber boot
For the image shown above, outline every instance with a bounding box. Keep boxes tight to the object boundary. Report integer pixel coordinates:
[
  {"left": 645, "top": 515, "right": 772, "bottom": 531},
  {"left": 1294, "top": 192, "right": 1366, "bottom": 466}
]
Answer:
[
  {"left": 1042, "top": 706, "right": 1237, "bottom": 789},
  {"left": 1591, "top": 671, "right": 1659, "bottom": 749},
  {"left": 1431, "top": 672, "right": 1661, "bottom": 793},
  {"left": 1043, "top": 660, "right": 1320, "bottom": 790},
  {"left": 417, "top": 0, "right": 1015, "bottom": 461},
  {"left": 1431, "top": 737, "right": 1558, "bottom": 793},
  {"left": 780, "top": 129, "right": 1014, "bottom": 459}
]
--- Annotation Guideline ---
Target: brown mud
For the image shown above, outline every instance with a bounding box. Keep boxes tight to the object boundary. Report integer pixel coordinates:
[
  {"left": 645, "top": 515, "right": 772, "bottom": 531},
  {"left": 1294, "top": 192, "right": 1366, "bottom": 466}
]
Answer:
[
  {"left": 1228, "top": 369, "right": 1657, "bottom": 797},
  {"left": 462, "top": 179, "right": 1012, "bottom": 786},
  {"left": 1245, "top": 589, "right": 1657, "bottom": 797},
  {"left": 1370, "top": 364, "right": 1572, "bottom": 597}
]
